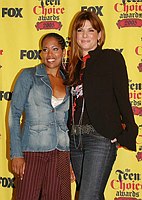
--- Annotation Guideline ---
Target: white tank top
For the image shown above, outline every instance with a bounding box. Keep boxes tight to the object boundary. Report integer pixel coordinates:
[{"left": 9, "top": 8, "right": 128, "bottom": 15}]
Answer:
[{"left": 51, "top": 96, "right": 64, "bottom": 108}]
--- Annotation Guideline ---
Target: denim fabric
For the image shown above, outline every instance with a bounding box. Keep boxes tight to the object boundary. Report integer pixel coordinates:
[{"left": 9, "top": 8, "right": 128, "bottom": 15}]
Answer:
[
  {"left": 70, "top": 131, "right": 117, "bottom": 200},
  {"left": 9, "top": 64, "right": 70, "bottom": 159}
]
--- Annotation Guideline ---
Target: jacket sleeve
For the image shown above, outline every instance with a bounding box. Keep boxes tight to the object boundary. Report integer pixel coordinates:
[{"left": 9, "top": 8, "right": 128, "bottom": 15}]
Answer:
[
  {"left": 112, "top": 51, "right": 138, "bottom": 151},
  {"left": 9, "top": 68, "right": 33, "bottom": 159}
]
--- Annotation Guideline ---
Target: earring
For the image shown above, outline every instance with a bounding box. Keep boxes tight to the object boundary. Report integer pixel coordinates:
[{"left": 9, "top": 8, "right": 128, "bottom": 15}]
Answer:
[
  {"left": 97, "top": 39, "right": 100, "bottom": 46},
  {"left": 62, "top": 57, "right": 66, "bottom": 70}
]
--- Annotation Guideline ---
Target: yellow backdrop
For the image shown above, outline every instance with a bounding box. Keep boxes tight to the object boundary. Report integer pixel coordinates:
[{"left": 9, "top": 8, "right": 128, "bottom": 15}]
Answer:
[{"left": 0, "top": 0, "right": 142, "bottom": 199}]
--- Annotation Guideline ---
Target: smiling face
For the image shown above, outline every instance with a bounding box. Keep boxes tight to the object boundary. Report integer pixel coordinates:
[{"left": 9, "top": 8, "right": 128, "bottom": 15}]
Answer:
[
  {"left": 76, "top": 20, "right": 101, "bottom": 56},
  {"left": 41, "top": 37, "right": 65, "bottom": 73}
]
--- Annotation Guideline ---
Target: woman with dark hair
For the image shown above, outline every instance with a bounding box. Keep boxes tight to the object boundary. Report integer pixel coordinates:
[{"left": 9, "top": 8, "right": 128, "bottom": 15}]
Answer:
[
  {"left": 9, "top": 33, "right": 71, "bottom": 200},
  {"left": 66, "top": 11, "right": 138, "bottom": 200}
]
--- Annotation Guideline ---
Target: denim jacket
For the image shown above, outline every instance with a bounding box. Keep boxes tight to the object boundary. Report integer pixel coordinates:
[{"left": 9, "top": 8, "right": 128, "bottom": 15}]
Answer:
[{"left": 9, "top": 64, "right": 70, "bottom": 159}]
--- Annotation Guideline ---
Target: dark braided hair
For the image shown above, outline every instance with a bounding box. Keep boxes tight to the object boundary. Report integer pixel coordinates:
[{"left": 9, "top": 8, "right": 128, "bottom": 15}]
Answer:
[
  {"left": 39, "top": 33, "right": 67, "bottom": 75},
  {"left": 40, "top": 32, "right": 66, "bottom": 50}
]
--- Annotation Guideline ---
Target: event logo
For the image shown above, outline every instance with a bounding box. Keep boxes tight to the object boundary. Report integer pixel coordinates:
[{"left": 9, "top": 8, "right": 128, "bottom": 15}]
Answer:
[
  {"left": 0, "top": 49, "right": 3, "bottom": 55},
  {"left": 110, "top": 168, "right": 142, "bottom": 199},
  {"left": 135, "top": 45, "right": 142, "bottom": 72},
  {"left": 65, "top": 36, "right": 71, "bottom": 64},
  {"left": 0, "top": 49, "right": 3, "bottom": 69},
  {"left": 129, "top": 79, "right": 142, "bottom": 116},
  {"left": 114, "top": 1, "right": 142, "bottom": 28},
  {"left": 2, "top": 8, "right": 23, "bottom": 18},
  {"left": 33, "top": 0, "right": 64, "bottom": 31},
  {"left": 0, "top": 176, "right": 15, "bottom": 188},
  {"left": 138, "top": 63, "right": 142, "bottom": 72},
  {"left": 0, "top": 91, "right": 12, "bottom": 101},
  {"left": 136, "top": 125, "right": 142, "bottom": 162},
  {"left": 20, "top": 50, "right": 40, "bottom": 60},
  {"left": 0, "top": 50, "right": 3, "bottom": 69},
  {"left": 81, "top": 6, "right": 103, "bottom": 16},
  {"left": 39, "top": 0, "right": 60, "bottom": 6}
]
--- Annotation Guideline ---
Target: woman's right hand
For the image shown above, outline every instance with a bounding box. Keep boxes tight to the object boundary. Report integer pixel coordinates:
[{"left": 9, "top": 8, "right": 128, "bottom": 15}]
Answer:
[
  {"left": 70, "top": 163, "right": 76, "bottom": 183},
  {"left": 11, "top": 158, "right": 25, "bottom": 180}
]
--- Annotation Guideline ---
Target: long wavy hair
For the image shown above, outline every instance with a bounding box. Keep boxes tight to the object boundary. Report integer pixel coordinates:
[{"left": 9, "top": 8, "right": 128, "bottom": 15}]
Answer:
[{"left": 65, "top": 11, "right": 105, "bottom": 86}]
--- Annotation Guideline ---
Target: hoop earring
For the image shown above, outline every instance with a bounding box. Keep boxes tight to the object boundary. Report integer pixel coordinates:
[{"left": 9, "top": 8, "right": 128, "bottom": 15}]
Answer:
[{"left": 62, "top": 57, "right": 66, "bottom": 70}]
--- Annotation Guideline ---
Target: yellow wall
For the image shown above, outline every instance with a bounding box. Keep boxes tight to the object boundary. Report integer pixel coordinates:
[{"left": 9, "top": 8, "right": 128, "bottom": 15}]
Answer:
[{"left": 0, "top": 0, "right": 142, "bottom": 199}]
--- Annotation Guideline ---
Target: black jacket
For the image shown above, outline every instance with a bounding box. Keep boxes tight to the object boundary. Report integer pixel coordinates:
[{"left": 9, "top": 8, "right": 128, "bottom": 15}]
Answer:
[{"left": 83, "top": 46, "right": 138, "bottom": 151}]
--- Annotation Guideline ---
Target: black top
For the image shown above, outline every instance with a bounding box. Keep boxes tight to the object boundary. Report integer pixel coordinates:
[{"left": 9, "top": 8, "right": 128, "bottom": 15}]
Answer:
[{"left": 71, "top": 68, "right": 91, "bottom": 125}]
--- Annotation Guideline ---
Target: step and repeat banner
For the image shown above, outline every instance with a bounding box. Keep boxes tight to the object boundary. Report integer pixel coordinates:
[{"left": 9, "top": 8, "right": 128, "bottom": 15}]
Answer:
[{"left": 0, "top": 0, "right": 142, "bottom": 199}]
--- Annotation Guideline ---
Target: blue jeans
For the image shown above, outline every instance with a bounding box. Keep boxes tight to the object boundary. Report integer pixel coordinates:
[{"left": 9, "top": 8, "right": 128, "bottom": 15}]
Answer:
[{"left": 70, "top": 131, "right": 118, "bottom": 200}]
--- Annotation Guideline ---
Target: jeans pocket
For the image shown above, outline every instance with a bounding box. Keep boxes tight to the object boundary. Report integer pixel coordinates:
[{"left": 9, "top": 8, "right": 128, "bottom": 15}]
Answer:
[{"left": 91, "top": 131, "right": 110, "bottom": 141}]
